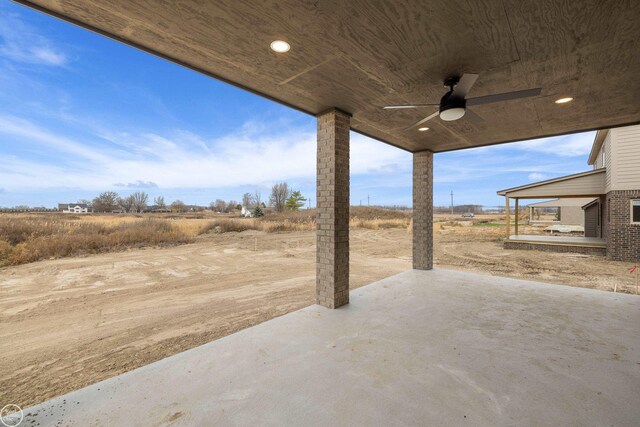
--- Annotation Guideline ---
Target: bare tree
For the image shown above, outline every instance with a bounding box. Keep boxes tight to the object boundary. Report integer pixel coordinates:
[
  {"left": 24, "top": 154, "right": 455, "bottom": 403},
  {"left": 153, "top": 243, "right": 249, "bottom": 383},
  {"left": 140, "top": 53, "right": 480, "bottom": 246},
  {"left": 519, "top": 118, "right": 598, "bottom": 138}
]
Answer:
[
  {"left": 254, "top": 190, "right": 262, "bottom": 209},
  {"left": 131, "top": 191, "right": 149, "bottom": 213},
  {"left": 171, "top": 200, "right": 186, "bottom": 213},
  {"left": 242, "top": 192, "right": 254, "bottom": 209},
  {"left": 118, "top": 195, "right": 135, "bottom": 213},
  {"left": 269, "top": 182, "right": 289, "bottom": 212},
  {"left": 212, "top": 199, "right": 226, "bottom": 212},
  {"left": 227, "top": 200, "right": 238, "bottom": 213},
  {"left": 154, "top": 196, "right": 166, "bottom": 209},
  {"left": 93, "top": 191, "right": 119, "bottom": 212}
]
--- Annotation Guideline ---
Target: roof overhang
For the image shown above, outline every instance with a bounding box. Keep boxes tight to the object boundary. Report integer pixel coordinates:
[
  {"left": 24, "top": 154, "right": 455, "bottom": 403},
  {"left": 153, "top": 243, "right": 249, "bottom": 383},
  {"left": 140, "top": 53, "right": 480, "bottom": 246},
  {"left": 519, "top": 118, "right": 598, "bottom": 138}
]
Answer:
[
  {"left": 588, "top": 129, "right": 610, "bottom": 165},
  {"left": 527, "top": 197, "right": 598, "bottom": 208},
  {"left": 581, "top": 199, "right": 600, "bottom": 209},
  {"left": 497, "top": 169, "right": 606, "bottom": 199},
  {"left": 12, "top": 0, "right": 640, "bottom": 153}
]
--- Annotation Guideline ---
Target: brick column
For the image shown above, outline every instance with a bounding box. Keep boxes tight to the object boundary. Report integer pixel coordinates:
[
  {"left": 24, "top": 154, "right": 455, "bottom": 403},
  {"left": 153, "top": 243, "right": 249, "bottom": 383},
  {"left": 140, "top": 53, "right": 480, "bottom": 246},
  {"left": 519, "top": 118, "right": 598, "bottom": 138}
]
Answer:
[
  {"left": 316, "top": 108, "right": 350, "bottom": 308},
  {"left": 413, "top": 151, "right": 433, "bottom": 270}
]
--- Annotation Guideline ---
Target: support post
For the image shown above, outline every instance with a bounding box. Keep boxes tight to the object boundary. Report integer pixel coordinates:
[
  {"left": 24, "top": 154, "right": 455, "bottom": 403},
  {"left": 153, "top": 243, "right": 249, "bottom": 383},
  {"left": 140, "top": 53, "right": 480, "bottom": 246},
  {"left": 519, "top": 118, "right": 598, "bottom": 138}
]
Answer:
[
  {"left": 316, "top": 108, "right": 350, "bottom": 308},
  {"left": 505, "top": 196, "right": 511, "bottom": 239},
  {"left": 413, "top": 151, "right": 433, "bottom": 270},
  {"left": 515, "top": 198, "right": 519, "bottom": 235}
]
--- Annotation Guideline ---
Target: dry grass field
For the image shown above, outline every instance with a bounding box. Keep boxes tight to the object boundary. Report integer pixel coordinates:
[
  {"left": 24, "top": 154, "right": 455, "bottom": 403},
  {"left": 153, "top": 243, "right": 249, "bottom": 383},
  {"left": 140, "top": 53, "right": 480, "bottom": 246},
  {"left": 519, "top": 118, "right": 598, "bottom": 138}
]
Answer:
[
  {"left": 1, "top": 208, "right": 637, "bottom": 408},
  {"left": 0, "top": 207, "right": 410, "bottom": 267}
]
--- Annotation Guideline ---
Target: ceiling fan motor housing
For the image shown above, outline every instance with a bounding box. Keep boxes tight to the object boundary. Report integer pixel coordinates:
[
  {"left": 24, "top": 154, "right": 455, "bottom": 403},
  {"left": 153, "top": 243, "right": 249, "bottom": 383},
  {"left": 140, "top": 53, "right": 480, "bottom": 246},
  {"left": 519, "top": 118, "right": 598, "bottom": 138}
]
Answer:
[{"left": 439, "top": 91, "right": 466, "bottom": 121}]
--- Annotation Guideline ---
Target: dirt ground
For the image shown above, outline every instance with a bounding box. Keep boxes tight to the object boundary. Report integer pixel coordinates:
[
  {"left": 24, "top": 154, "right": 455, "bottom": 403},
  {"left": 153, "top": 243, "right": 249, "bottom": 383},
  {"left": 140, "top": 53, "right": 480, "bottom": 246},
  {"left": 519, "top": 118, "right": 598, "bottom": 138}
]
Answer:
[{"left": 1, "top": 225, "right": 638, "bottom": 408}]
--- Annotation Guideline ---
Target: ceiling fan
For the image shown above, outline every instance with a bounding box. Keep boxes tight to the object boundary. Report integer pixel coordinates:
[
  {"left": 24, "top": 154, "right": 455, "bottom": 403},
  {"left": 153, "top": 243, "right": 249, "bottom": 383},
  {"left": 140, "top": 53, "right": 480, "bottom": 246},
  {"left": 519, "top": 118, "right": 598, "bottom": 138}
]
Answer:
[{"left": 383, "top": 74, "right": 541, "bottom": 129}]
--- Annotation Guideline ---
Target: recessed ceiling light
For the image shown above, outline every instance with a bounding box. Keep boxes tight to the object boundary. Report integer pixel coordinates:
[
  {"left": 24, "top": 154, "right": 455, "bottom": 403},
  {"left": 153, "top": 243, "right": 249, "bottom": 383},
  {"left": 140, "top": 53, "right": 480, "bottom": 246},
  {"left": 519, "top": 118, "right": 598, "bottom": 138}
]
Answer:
[
  {"left": 418, "top": 127, "right": 430, "bottom": 131},
  {"left": 555, "top": 97, "right": 573, "bottom": 104},
  {"left": 270, "top": 40, "right": 290, "bottom": 53}
]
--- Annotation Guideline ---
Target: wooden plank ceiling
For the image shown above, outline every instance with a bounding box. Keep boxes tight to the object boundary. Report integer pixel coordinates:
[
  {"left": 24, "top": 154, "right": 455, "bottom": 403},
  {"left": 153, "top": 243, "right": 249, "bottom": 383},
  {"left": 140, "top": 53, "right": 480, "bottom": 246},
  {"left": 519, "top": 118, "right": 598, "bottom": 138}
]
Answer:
[{"left": 15, "top": 0, "right": 640, "bottom": 152}]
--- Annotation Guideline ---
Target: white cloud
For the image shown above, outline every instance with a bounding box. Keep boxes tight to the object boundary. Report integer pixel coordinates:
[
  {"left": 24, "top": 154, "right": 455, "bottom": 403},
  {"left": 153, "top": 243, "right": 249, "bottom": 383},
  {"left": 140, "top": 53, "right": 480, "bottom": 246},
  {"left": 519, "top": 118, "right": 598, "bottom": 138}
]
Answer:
[
  {"left": 510, "top": 132, "right": 596, "bottom": 157},
  {"left": 0, "top": 115, "right": 409, "bottom": 192},
  {"left": 0, "top": 8, "right": 69, "bottom": 66},
  {"left": 114, "top": 181, "right": 159, "bottom": 189},
  {"left": 528, "top": 172, "right": 548, "bottom": 181},
  {"left": 0, "top": 115, "right": 113, "bottom": 163}
]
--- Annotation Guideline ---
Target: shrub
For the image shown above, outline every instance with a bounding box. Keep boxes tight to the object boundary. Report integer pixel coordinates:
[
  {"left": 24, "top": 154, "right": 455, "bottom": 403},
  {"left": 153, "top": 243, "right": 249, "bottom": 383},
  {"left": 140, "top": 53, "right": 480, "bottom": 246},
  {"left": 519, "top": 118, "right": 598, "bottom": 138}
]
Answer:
[
  {"left": 200, "top": 219, "right": 260, "bottom": 234},
  {"left": 0, "top": 214, "right": 193, "bottom": 267}
]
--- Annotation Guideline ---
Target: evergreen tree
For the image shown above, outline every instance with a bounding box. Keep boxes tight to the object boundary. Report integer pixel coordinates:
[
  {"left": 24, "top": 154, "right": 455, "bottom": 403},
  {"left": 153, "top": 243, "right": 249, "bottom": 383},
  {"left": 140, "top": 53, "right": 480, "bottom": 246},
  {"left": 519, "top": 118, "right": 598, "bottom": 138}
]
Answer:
[
  {"left": 253, "top": 205, "right": 264, "bottom": 217},
  {"left": 285, "top": 191, "right": 306, "bottom": 211}
]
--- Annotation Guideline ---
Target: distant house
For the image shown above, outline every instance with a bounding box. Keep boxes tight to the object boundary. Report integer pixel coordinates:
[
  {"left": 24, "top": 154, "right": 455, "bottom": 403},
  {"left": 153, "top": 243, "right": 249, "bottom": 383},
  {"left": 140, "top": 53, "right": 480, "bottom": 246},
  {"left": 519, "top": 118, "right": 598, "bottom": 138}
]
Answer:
[
  {"left": 58, "top": 203, "right": 92, "bottom": 214},
  {"left": 241, "top": 206, "right": 253, "bottom": 218},
  {"left": 498, "top": 124, "right": 640, "bottom": 261},
  {"left": 149, "top": 205, "right": 171, "bottom": 213}
]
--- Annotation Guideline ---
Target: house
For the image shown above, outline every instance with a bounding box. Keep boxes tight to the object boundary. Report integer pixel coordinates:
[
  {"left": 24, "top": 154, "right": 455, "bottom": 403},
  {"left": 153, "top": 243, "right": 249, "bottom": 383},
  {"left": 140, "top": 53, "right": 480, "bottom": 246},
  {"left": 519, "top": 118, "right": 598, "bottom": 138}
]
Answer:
[
  {"left": 498, "top": 125, "right": 640, "bottom": 261},
  {"left": 58, "top": 203, "right": 92, "bottom": 214},
  {"left": 149, "top": 206, "right": 171, "bottom": 213},
  {"left": 240, "top": 206, "right": 253, "bottom": 218}
]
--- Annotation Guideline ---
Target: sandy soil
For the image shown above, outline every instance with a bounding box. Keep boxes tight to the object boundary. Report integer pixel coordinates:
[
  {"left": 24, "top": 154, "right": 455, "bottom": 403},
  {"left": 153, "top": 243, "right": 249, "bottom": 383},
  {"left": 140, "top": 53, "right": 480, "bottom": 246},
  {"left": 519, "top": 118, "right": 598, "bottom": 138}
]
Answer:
[{"left": 1, "top": 226, "right": 637, "bottom": 408}]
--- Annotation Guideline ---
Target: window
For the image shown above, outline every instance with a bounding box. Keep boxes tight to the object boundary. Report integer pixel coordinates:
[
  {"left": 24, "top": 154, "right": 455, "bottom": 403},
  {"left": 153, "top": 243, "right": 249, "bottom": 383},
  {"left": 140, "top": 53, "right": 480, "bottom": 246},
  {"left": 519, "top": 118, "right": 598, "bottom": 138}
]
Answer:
[{"left": 632, "top": 200, "right": 640, "bottom": 224}]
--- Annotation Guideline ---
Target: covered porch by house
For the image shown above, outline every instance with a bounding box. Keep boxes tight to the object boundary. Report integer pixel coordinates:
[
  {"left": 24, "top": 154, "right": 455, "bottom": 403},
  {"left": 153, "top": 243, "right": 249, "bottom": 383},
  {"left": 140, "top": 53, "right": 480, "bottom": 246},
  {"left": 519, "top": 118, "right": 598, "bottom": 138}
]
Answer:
[
  {"left": 497, "top": 170, "right": 608, "bottom": 256},
  {"left": 21, "top": 268, "right": 640, "bottom": 426}
]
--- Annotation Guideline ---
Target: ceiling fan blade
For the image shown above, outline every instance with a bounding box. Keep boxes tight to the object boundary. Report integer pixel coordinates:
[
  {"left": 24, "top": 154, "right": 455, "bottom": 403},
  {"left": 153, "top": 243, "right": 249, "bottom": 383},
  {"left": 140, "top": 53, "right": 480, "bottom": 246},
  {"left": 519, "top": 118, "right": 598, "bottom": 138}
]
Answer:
[
  {"left": 466, "top": 88, "right": 542, "bottom": 106},
  {"left": 383, "top": 104, "right": 438, "bottom": 109},
  {"left": 406, "top": 111, "right": 439, "bottom": 130},
  {"left": 452, "top": 73, "right": 479, "bottom": 99}
]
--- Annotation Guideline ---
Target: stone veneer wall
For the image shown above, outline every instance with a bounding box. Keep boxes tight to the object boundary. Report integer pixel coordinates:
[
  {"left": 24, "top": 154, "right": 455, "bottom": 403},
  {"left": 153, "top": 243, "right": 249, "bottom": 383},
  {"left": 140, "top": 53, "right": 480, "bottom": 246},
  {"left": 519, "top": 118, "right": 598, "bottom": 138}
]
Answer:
[
  {"left": 413, "top": 151, "right": 433, "bottom": 270},
  {"left": 605, "top": 190, "right": 640, "bottom": 262},
  {"left": 316, "top": 109, "right": 350, "bottom": 308}
]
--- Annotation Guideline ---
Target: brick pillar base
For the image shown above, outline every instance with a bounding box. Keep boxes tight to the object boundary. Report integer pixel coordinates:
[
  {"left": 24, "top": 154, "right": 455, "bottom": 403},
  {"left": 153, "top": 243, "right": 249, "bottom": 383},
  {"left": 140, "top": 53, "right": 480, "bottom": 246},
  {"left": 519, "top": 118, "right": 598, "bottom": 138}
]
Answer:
[
  {"left": 413, "top": 151, "right": 433, "bottom": 270},
  {"left": 316, "top": 108, "right": 350, "bottom": 308},
  {"left": 605, "top": 190, "right": 640, "bottom": 262}
]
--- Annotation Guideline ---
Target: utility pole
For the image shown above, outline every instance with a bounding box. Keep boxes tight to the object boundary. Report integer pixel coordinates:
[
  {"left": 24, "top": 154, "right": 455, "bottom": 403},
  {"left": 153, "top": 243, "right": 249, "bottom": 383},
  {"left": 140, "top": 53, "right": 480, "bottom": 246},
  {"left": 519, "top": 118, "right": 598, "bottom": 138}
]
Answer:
[
  {"left": 450, "top": 190, "right": 454, "bottom": 215},
  {"left": 367, "top": 194, "right": 370, "bottom": 206}
]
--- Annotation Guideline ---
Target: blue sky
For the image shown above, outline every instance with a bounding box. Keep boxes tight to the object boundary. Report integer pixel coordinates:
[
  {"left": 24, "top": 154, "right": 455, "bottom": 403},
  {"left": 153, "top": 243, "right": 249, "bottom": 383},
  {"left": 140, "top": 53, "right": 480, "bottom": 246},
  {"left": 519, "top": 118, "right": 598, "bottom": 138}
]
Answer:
[{"left": 0, "top": 1, "right": 596, "bottom": 209}]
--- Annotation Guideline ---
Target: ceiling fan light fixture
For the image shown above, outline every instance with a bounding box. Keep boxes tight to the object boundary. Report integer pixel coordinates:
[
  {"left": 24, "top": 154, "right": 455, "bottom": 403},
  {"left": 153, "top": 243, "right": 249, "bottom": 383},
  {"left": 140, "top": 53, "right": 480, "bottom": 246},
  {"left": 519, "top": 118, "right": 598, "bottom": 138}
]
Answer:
[
  {"left": 439, "top": 107, "right": 466, "bottom": 121},
  {"left": 418, "top": 127, "right": 429, "bottom": 131},
  {"left": 270, "top": 40, "right": 290, "bottom": 53},
  {"left": 555, "top": 97, "right": 573, "bottom": 104}
]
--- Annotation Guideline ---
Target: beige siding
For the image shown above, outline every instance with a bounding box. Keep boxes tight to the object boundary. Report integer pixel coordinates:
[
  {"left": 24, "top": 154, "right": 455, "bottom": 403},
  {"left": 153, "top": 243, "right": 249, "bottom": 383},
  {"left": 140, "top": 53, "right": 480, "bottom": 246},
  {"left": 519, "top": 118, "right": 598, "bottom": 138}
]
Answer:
[
  {"left": 506, "top": 171, "right": 605, "bottom": 198},
  {"left": 611, "top": 125, "right": 640, "bottom": 191},
  {"left": 559, "top": 206, "right": 585, "bottom": 226},
  {"left": 594, "top": 145, "right": 603, "bottom": 170},
  {"left": 603, "top": 131, "right": 612, "bottom": 191}
]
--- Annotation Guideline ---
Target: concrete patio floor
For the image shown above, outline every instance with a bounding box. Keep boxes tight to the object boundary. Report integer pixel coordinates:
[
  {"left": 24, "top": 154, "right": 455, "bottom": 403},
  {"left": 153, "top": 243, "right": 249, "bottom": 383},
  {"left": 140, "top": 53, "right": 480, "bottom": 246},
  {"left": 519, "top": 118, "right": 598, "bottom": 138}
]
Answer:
[{"left": 21, "top": 269, "right": 640, "bottom": 426}]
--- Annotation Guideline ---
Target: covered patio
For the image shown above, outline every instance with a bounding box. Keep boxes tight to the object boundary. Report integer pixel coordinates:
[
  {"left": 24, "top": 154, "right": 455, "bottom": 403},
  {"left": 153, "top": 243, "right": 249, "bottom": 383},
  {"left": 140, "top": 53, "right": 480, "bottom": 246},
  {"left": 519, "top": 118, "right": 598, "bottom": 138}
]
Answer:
[
  {"left": 21, "top": 269, "right": 640, "bottom": 426},
  {"left": 498, "top": 170, "right": 607, "bottom": 255},
  {"left": 8, "top": 0, "right": 640, "bottom": 424}
]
